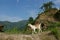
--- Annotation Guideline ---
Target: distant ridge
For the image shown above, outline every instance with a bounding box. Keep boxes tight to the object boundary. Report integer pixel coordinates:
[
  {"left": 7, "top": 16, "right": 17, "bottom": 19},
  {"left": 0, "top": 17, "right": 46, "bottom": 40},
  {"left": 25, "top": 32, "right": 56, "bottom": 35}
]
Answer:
[{"left": 0, "top": 20, "right": 28, "bottom": 31}]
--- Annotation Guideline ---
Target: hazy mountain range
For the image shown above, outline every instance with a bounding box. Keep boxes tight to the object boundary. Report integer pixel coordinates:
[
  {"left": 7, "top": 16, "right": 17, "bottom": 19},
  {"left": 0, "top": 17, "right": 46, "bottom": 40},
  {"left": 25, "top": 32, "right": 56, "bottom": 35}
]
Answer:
[{"left": 0, "top": 20, "right": 28, "bottom": 31}]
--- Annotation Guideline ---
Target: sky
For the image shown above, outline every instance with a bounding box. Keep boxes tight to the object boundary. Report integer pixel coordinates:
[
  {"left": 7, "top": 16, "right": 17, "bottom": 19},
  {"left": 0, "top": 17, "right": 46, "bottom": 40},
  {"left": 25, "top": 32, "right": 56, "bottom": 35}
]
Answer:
[{"left": 0, "top": 0, "right": 60, "bottom": 22}]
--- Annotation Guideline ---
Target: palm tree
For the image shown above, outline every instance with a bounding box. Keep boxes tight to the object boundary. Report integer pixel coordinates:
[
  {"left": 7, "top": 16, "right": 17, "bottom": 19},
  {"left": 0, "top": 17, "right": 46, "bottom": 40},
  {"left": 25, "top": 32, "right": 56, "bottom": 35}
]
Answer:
[{"left": 41, "top": 1, "right": 54, "bottom": 11}]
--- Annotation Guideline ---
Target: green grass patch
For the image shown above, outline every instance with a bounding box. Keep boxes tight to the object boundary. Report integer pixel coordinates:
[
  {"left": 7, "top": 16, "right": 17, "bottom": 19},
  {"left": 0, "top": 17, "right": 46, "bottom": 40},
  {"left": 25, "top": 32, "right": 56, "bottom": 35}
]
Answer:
[
  {"left": 47, "top": 22, "right": 60, "bottom": 40},
  {"left": 4, "top": 27, "right": 22, "bottom": 34}
]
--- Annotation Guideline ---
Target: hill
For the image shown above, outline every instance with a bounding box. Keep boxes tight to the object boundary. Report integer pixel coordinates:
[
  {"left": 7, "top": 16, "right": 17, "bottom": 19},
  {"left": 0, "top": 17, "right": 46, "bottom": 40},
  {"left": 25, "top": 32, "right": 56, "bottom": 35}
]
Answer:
[
  {"left": 0, "top": 20, "right": 28, "bottom": 31},
  {"left": 35, "top": 8, "right": 60, "bottom": 27},
  {"left": 35, "top": 8, "right": 60, "bottom": 40}
]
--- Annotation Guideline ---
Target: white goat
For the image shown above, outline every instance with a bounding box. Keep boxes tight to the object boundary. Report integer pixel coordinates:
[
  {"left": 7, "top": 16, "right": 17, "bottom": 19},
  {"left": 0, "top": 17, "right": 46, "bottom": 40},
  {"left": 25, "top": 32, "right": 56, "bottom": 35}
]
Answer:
[{"left": 28, "top": 23, "right": 42, "bottom": 34}]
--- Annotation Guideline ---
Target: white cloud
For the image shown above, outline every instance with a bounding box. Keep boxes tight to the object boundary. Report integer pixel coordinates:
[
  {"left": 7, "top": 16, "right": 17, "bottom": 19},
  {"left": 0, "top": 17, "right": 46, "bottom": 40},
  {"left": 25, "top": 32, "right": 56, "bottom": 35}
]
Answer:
[{"left": 0, "top": 14, "right": 22, "bottom": 22}]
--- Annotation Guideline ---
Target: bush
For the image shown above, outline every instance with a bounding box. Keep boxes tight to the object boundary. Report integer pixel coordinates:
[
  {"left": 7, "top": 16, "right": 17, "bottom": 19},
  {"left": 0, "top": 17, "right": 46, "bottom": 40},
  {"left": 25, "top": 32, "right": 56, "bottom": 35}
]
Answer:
[
  {"left": 47, "top": 22, "right": 60, "bottom": 40},
  {"left": 54, "top": 10, "right": 60, "bottom": 21},
  {"left": 5, "top": 27, "right": 21, "bottom": 34},
  {"left": 51, "top": 28, "right": 59, "bottom": 40}
]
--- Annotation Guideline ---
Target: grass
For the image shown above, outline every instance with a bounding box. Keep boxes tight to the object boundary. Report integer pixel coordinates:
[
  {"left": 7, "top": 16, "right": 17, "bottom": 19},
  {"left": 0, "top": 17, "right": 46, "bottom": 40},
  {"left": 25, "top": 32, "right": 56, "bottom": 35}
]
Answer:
[
  {"left": 56, "top": 27, "right": 60, "bottom": 40},
  {"left": 4, "top": 27, "right": 22, "bottom": 34},
  {"left": 47, "top": 22, "right": 60, "bottom": 40}
]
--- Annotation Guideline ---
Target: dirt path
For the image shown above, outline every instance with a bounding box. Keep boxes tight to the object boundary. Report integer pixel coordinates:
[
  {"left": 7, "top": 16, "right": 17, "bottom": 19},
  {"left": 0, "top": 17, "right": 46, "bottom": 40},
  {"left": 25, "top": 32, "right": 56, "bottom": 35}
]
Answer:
[{"left": 0, "top": 31, "right": 57, "bottom": 40}]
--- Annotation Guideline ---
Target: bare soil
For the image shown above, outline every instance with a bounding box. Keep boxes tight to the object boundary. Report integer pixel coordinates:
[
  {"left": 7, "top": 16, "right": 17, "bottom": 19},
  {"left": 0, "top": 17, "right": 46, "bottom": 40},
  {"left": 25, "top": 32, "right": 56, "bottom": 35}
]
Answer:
[{"left": 0, "top": 31, "right": 57, "bottom": 40}]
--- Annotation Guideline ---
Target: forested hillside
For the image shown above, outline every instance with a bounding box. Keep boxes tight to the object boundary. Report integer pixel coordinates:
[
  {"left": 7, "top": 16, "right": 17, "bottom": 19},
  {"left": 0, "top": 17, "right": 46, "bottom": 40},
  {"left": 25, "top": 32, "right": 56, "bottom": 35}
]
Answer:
[{"left": 0, "top": 20, "right": 28, "bottom": 32}]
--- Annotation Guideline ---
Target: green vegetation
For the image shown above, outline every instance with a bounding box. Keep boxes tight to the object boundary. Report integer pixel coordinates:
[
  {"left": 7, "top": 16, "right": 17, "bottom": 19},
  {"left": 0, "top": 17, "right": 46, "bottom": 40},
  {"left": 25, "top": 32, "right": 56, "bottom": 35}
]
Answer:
[
  {"left": 0, "top": 20, "right": 28, "bottom": 34},
  {"left": 47, "top": 22, "right": 60, "bottom": 40},
  {"left": 40, "top": 1, "right": 55, "bottom": 12},
  {"left": 54, "top": 10, "right": 60, "bottom": 21},
  {"left": 4, "top": 27, "right": 21, "bottom": 34}
]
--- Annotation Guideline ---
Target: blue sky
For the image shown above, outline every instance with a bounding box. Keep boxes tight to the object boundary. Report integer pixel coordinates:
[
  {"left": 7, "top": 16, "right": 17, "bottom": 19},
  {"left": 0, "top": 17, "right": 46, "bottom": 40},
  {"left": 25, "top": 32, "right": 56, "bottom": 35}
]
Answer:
[{"left": 0, "top": 0, "right": 60, "bottom": 22}]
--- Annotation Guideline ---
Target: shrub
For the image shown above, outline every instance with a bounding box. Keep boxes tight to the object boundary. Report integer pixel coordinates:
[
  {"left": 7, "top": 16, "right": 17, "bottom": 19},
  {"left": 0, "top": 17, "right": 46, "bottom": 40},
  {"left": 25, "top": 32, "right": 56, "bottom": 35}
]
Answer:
[
  {"left": 47, "top": 22, "right": 60, "bottom": 40},
  {"left": 5, "top": 27, "right": 21, "bottom": 34},
  {"left": 54, "top": 10, "right": 60, "bottom": 21}
]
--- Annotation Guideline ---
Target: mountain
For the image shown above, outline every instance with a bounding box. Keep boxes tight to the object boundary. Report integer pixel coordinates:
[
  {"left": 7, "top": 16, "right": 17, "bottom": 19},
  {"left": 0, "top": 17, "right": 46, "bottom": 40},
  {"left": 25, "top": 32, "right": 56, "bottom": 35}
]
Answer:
[{"left": 0, "top": 20, "right": 28, "bottom": 31}]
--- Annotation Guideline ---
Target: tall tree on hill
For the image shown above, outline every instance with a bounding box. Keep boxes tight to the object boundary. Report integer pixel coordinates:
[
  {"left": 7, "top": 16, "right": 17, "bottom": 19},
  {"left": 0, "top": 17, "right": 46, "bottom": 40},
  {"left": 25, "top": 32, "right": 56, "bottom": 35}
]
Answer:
[{"left": 41, "top": 1, "right": 55, "bottom": 11}]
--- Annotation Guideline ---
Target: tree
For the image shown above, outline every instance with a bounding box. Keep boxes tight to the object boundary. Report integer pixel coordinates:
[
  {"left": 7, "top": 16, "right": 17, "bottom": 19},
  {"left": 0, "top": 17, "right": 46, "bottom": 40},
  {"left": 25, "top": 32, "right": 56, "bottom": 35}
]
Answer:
[
  {"left": 24, "top": 17, "right": 34, "bottom": 34},
  {"left": 28, "top": 17, "right": 34, "bottom": 24},
  {"left": 41, "top": 1, "right": 54, "bottom": 11}
]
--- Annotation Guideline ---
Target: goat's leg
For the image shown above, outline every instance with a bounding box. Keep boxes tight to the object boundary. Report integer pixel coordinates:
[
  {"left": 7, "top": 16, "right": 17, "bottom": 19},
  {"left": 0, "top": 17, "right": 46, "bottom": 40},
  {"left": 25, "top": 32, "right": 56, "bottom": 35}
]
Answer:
[
  {"left": 40, "top": 29, "right": 42, "bottom": 32},
  {"left": 39, "top": 27, "right": 42, "bottom": 33},
  {"left": 32, "top": 31, "right": 34, "bottom": 34},
  {"left": 33, "top": 28, "right": 37, "bottom": 34},
  {"left": 34, "top": 29, "right": 35, "bottom": 33},
  {"left": 32, "top": 29, "right": 35, "bottom": 34},
  {"left": 34, "top": 29, "right": 37, "bottom": 33}
]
